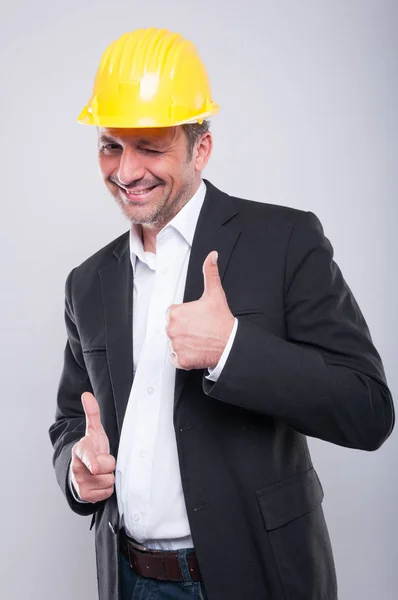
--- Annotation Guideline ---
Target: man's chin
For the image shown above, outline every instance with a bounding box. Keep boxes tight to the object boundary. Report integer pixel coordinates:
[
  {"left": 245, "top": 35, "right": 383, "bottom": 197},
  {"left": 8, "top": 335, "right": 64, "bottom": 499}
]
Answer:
[
  {"left": 122, "top": 209, "right": 156, "bottom": 225},
  {"left": 116, "top": 200, "right": 162, "bottom": 225},
  {"left": 113, "top": 185, "right": 175, "bottom": 226}
]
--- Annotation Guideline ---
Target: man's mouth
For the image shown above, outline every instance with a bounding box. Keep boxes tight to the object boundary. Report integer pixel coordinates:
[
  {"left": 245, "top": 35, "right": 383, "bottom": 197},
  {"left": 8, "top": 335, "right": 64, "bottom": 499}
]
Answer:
[{"left": 119, "top": 184, "right": 159, "bottom": 201}]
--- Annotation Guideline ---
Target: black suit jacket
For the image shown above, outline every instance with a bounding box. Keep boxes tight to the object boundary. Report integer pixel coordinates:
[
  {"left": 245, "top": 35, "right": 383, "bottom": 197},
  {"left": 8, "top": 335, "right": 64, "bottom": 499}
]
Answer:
[{"left": 49, "top": 179, "right": 394, "bottom": 600}]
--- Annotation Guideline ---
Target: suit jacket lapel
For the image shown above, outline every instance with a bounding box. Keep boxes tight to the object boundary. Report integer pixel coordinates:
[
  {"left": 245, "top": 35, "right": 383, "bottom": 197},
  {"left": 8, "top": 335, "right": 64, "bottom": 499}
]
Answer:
[
  {"left": 99, "top": 234, "right": 133, "bottom": 435},
  {"left": 174, "top": 179, "right": 241, "bottom": 412}
]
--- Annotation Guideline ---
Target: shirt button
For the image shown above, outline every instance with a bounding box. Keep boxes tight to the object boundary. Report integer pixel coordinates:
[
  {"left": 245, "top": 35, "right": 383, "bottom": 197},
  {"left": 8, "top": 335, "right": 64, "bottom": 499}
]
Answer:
[
  {"left": 161, "top": 267, "right": 168, "bottom": 274},
  {"left": 147, "top": 386, "right": 154, "bottom": 395},
  {"left": 133, "top": 513, "right": 141, "bottom": 522},
  {"left": 139, "top": 450, "right": 147, "bottom": 458}
]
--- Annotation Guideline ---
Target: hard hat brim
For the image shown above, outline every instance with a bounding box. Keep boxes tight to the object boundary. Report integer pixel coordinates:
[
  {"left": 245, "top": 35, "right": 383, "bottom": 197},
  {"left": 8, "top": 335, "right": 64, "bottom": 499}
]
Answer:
[{"left": 77, "top": 105, "right": 219, "bottom": 128}]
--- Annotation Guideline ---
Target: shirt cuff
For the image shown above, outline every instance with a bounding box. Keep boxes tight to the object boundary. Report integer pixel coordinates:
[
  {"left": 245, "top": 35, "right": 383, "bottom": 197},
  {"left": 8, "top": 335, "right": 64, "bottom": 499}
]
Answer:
[
  {"left": 206, "top": 318, "right": 238, "bottom": 382},
  {"left": 68, "top": 463, "right": 89, "bottom": 503}
]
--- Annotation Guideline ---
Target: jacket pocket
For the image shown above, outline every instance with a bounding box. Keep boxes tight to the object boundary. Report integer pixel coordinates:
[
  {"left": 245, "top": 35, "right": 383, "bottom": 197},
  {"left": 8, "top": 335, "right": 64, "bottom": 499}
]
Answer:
[
  {"left": 83, "top": 347, "right": 107, "bottom": 357},
  {"left": 256, "top": 467, "right": 323, "bottom": 530},
  {"left": 256, "top": 468, "right": 337, "bottom": 600},
  {"left": 233, "top": 308, "right": 264, "bottom": 316},
  {"left": 233, "top": 308, "right": 266, "bottom": 329}
]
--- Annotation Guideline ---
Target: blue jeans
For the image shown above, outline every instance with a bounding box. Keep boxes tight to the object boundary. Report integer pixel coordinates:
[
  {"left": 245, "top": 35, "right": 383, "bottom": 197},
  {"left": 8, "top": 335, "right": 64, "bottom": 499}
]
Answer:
[{"left": 120, "top": 551, "right": 209, "bottom": 600}]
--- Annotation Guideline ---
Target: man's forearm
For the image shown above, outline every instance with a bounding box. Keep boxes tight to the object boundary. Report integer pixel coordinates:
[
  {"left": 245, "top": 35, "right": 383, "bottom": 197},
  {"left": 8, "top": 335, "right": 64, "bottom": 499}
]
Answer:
[{"left": 202, "top": 317, "right": 394, "bottom": 451}]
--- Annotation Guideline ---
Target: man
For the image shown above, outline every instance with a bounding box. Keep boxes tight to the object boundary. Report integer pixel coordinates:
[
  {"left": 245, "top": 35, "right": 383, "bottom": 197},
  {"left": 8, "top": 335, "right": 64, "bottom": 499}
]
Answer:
[{"left": 49, "top": 27, "right": 394, "bottom": 600}]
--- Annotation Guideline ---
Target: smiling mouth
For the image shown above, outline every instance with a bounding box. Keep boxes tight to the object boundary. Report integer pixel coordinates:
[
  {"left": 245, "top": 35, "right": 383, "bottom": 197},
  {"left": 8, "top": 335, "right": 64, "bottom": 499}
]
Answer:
[{"left": 120, "top": 184, "right": 159, "bottom": 201}]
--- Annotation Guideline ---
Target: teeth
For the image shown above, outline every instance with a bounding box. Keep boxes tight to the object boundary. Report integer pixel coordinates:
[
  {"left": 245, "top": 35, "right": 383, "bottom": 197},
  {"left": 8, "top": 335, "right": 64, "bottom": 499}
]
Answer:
[{"left": 125, "top": 187, "right": 153, "bottom": 195}]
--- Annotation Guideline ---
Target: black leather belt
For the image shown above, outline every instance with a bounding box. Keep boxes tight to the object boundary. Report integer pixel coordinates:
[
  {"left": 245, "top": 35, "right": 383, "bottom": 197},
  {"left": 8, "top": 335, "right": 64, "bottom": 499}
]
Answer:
[{"left": 119, "top": 528, "right": 203, "bottom": 582}]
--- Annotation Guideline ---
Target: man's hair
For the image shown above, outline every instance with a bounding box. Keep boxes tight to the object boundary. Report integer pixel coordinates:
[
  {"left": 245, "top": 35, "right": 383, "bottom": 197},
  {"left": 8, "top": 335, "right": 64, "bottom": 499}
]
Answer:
[{"left": 181, "top": 121, "right": 210, "bottom": 160}]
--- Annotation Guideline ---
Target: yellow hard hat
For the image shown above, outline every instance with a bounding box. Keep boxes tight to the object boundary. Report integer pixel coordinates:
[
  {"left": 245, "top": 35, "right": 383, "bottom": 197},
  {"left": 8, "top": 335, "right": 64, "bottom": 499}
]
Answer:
[{"left": 78, "top": 27, "right": 219, "bottom": 128}]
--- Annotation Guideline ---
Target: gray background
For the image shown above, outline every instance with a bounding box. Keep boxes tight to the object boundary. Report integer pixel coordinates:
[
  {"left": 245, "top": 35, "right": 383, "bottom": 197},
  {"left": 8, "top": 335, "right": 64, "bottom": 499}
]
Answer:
[{"left": 0, "top": 1, "right": 397, "bottom": 598}]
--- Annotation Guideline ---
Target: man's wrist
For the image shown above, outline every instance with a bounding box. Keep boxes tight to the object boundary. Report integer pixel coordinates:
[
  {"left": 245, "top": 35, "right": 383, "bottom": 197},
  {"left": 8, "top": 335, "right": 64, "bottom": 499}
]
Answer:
[{"left": 207, "top": 317, "right": 238, "bottom": 380}]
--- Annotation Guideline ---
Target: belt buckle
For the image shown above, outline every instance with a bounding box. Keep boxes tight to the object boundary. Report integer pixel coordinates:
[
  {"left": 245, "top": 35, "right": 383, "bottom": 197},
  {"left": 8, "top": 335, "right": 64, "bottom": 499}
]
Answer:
[{"left": 129, "top": 538, "right": 150, "bottom": 553}]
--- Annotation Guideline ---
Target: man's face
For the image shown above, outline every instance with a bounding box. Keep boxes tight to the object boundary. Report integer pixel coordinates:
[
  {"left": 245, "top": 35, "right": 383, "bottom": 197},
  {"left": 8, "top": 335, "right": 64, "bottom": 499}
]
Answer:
[{"left": 98, "top": 126, "right": 208, "bottom": 228}]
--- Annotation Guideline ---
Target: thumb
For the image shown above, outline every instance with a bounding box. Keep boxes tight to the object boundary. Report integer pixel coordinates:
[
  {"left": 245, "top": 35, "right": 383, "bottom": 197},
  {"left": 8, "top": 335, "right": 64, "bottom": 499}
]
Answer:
[
  {"left": 82, "top": 392, "right": 103, "bottom": 435},
  {"left": 202, "top": 251, "right": 223, "bottom": 298}
]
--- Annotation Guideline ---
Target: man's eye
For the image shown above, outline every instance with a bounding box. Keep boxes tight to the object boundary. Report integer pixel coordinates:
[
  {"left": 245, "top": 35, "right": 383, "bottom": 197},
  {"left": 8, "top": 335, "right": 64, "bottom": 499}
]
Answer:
[
  {"left": 144, "top": 148, "right": 162, "bottom": 154},
  {"left": 101, "top": 143, "right": 121, "bottom": 152}
]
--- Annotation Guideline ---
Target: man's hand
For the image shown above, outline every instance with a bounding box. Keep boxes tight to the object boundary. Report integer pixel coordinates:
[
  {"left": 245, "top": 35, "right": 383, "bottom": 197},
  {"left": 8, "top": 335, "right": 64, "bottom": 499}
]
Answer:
[
  {"left": 166, "top": 251, "right": 235, "bottom": 371},
  {"left": 70, "top": 392, "right": 115, "bottom": 503}
]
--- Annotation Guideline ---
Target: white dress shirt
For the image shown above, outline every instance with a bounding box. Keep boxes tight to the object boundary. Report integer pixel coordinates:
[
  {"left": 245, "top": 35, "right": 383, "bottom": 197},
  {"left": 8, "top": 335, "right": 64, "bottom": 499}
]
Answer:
[{"left": 70, "top": 180, "right": 238, "bottom": 550}]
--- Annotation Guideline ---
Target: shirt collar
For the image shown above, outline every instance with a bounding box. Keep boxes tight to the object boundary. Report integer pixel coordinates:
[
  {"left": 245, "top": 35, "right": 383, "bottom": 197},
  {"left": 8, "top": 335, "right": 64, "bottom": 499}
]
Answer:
[{"left": 129, "top": 180, "right": 207, "bottom": 273}]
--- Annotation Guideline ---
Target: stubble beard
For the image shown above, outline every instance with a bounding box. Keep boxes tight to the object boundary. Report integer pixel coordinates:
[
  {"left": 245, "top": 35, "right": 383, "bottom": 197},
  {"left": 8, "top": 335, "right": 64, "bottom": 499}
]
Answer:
[{"left": 113, "top": 178, "right": 194, "bottom": 229}]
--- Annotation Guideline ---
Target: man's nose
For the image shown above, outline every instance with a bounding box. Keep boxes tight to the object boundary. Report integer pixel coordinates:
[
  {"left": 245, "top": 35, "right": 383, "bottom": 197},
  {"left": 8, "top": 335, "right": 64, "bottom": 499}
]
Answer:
[{"left": 117, "top": 148, "right": 145, "bottom": 186}]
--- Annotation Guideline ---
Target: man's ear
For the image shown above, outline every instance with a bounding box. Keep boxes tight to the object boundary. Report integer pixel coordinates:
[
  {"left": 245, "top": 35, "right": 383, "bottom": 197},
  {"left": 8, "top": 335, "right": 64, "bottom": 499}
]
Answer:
[{"left": 194, "top": 132, "right": 213, "bottom": 172}]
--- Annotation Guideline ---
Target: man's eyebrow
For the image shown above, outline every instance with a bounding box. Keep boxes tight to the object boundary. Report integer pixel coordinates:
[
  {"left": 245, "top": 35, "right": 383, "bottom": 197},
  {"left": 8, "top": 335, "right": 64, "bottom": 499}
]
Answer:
[
  {"left": 98, "top": 134, "right": 165, "bottom": 146},
  {"left": 137, "top": 137, "right": 165, "bottom": 146},
  {"left": 98, "top": 134, "right": 118, "bottom": 144}
]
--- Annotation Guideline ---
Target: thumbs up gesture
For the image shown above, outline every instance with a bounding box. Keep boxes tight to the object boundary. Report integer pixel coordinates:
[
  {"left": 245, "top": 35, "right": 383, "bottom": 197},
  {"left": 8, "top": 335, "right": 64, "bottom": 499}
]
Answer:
[
  {"left": 70, "top": 392, "right": 116, "bottom": 503},
  {"left": 166, "top": 251, "right": 235, "bottom": 371}
]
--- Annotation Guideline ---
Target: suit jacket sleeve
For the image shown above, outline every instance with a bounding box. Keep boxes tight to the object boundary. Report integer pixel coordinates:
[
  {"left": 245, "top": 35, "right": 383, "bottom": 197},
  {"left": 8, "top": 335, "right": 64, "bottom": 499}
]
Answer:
[
  {"left": 48, "top": 268, "right": 106, "bottom": 516},
  {"left": 206, "top": 317, "right": 238, "bottom": 381},
  {"left": 202, "top": 210, "right": 395, "bottom": 451}
]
